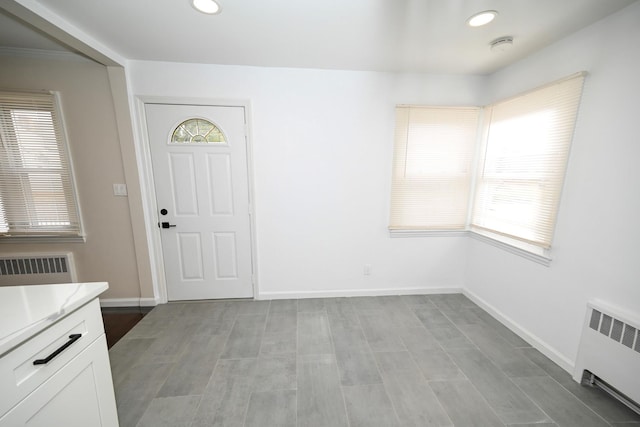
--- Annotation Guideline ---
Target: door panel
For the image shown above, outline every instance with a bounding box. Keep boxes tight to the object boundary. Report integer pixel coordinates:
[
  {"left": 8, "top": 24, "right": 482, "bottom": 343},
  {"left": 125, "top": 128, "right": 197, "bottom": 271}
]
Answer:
[
  {"left": 213, "top": 232, "right": 238, "bottom": 279},
  {"left": 169, "top": 153, "right": 199, "bottom": 215},
  {"left": 177, "top": 232, "right": 204, "bottom": 280},
  {"left": 207, "top": 153, "right": 234, "bottom": 215},
  {"left": 145, "top": 104, "right": 253, "bottom": 300}
]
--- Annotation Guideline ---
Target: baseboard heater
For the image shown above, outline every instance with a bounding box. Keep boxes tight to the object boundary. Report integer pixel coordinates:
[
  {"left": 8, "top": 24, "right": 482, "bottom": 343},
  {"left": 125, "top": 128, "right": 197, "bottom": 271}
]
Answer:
[
  {"left": 574, "top": 300, "right": 640, "bottom": 414},
  {"left": 0, "top": 252, "right": 77, "bottom": 286}
]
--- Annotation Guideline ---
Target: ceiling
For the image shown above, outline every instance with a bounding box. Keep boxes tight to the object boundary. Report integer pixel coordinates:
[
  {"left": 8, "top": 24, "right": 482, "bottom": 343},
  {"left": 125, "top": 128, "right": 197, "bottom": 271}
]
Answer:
[{"left": 0, "top": 0, "right": 636, "bottom": 74}]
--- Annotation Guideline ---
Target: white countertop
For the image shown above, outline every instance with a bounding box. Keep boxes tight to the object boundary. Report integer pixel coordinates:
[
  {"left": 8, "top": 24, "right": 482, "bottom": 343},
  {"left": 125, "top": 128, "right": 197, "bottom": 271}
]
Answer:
[{"left": 0, "top": 282, "right": 108, "bottom": 356}]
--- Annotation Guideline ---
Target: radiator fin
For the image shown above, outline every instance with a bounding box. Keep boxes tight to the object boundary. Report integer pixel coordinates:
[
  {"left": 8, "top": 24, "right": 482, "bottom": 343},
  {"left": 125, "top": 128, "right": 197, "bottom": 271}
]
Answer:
[
  {"left": 600, "top": 314, "right": 613, "bottom": 336},
  {"left": 590, "top": 310, "right": 601, "bottom": 330},
  {"left": 611, "top": 319, "right": 624, "bottom": 342},
  {"left": 622, "top": 325, "right": 636, "bottom": 349}
]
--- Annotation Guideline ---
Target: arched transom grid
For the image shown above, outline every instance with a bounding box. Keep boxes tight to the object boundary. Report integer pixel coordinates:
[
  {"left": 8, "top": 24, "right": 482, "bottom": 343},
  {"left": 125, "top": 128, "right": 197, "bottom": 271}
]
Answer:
[{"left": 171, "top": 118, "right": 226, "bottom": 144}]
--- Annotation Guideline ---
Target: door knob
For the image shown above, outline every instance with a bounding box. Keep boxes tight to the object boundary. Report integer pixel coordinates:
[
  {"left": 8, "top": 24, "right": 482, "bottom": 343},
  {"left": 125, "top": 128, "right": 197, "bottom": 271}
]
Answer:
[{"left": 159, "top": 222, "right": 177, "bottom": 229}]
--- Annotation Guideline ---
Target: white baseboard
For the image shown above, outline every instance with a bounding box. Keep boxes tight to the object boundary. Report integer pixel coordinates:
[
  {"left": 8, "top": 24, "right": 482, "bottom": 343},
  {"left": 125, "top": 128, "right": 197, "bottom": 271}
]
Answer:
[
  {"left": 139, "top": 297, "right": 158, "bottom": 307},
  {"left": 100, "top": 287, "right": 462, "bottom": 304},
  {"left": 99, "top": 297, "right": 158, "bottom": 308},
  {"left": 462, "top": 288, "right": 575, "bottom": 374},
  {"left": 257, "top": 286, "right": 463, "bottom": 300}
]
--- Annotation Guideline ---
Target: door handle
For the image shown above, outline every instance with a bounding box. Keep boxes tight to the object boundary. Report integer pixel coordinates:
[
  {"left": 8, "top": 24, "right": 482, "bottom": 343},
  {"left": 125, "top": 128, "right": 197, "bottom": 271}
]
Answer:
[{"left": 159, "top": 222, "right": 177, "bottom": 229}]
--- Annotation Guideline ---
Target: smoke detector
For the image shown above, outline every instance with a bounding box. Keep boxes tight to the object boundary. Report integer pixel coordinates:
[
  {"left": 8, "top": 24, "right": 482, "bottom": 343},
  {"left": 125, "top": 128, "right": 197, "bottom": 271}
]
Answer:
[{"left": 490, "top": 36, "right": 514, "bottom": 52}]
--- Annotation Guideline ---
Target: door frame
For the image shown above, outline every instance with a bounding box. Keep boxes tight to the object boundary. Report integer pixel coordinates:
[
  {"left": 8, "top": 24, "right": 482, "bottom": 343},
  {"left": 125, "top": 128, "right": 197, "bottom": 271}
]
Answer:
[{"left": 133, "top": 96, "right": 259, "bottom": 304}]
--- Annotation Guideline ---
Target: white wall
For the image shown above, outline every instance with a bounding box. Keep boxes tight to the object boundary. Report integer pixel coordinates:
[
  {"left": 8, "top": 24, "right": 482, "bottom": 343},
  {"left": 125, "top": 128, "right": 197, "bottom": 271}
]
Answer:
[
  {"left": 128, "top": 63, "right": 483, "bottom": 297},
  {"left": 466, "top": 2, "right": 640, "bottom": 369}
]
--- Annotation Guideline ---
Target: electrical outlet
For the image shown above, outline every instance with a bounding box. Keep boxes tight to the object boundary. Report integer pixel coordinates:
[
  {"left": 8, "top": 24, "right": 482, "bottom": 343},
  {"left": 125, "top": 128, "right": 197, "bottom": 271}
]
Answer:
[{"left": 364, "top": 264, "right": 372, "bottom": 276}]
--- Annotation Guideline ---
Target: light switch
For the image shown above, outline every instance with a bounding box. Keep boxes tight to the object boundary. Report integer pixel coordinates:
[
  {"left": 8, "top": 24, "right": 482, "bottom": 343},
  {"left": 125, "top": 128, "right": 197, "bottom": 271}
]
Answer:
[{"left": 113, "top": 183, "right": 128, "bottom": 196}]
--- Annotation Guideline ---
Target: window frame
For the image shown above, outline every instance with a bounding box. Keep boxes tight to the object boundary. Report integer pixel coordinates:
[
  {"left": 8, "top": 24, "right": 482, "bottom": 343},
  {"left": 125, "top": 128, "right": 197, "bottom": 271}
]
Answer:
[
  {"left": 470, "top": 73, "right": 585, "bottom": 260},
  {"left": 389, "top": 73, "right": 586, "bottom": 265},
  {"left": 389, "top": 105, "right": 481, "bottom": 234},
  {"left": 0, "top": 91, "right": 84, "bottom": 242}
]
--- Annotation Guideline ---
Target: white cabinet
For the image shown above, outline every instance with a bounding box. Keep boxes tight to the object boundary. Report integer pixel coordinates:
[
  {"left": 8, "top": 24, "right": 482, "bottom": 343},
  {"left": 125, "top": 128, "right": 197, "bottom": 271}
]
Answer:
[
  {"left": 0, "top": 284, "right": 118, "bottom": 427},
  {"left": 0, "top": 335, "right": 118, "bottom": 426}
]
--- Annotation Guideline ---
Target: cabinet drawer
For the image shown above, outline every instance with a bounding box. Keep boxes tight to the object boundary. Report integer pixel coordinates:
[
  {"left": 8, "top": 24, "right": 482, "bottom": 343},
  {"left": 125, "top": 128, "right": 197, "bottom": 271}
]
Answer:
[
  {"left": 0, "top": 299, "right": 104, "bottom": 416},
  {"left": 0, "top": 334, "right": 119, "bottom": 427}
]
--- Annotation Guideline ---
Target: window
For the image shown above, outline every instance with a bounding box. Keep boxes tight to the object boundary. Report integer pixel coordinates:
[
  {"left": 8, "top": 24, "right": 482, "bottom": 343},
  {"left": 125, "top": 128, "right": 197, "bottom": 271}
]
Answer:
[
  {"left": 0, "top": 91, "right": 82, "bottom": 238},
  {"left": 171, "top": 118, "right": 226, "bottom": 144},
  {"left": 389, "top": 73, "right": 585, "bottom": 259},
  {"left": 389, "top": 106, "right": 480, "bottom": 231},
  {"left": 472, "top": 73, "right": 585, "bottom": 250}
]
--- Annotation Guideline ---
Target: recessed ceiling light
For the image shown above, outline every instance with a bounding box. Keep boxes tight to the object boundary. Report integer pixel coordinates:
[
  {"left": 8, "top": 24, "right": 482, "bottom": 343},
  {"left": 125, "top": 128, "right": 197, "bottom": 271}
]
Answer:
[
  {"left": 192, "top": 0, "right": 221, "bottom": 14},
  {"left": 467, "top": 10, "right": 498, "bottom": 27}
]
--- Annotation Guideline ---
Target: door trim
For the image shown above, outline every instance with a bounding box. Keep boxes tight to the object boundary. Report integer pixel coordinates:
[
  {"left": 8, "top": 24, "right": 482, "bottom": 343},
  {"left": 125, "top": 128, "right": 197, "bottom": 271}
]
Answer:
[{"left": 133, "top": 96, "right": 258, "bottom": 303}]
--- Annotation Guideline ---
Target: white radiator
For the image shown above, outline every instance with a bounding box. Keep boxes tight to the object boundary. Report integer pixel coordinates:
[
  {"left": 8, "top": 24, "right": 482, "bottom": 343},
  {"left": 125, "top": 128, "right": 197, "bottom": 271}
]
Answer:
[
  {"left": 0, "top": 252, "right": 77, "bottom": 286},
  {"left": 574, "top": 300, "right": 640, "bottom": 410}
]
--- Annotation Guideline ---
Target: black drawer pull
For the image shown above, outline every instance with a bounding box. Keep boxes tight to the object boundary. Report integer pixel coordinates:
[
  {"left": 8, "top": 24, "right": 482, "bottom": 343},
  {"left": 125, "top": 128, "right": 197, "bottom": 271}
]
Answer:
[{"left": 33, "top": 334, "right": 82, "bottom": 365}]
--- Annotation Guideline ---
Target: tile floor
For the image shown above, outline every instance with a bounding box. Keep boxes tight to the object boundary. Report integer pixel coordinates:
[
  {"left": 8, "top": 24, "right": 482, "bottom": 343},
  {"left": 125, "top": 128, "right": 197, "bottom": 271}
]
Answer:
[{"left": 108, "top": 294, "right": 640, "bottom": 427}]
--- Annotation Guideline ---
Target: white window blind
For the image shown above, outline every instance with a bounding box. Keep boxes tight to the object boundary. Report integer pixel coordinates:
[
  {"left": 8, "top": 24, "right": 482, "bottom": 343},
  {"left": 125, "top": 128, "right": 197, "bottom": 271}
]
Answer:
[
  {"left": 471, "top": 73, "right": 585, "bottom": 249},
  {"left": 0, "top": 91, "right": 82, "bottom": 237},
  {"left": 390, "top": 106, "right": 480, "bottom": 230}
]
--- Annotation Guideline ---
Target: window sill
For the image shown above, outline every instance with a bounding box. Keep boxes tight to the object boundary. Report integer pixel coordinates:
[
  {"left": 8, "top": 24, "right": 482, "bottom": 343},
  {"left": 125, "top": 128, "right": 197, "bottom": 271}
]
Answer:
[
  {"left": 389, "top": 229, "right": 468, "bottom": 238},
  {"left": 469, "top": 230, "right": 551, "bottom": 266},
  {"left": 387, "top": 228, "right": 552, "bottom": 266},
  {"left": 0, "top": 235, "right": 86, "bottom": 244}
]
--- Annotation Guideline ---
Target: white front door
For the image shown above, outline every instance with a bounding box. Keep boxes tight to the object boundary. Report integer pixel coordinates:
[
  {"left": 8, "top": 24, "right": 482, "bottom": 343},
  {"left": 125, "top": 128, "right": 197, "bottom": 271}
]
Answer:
[{"left": 145, "top": 103, "right": 253, "bottom": 301}]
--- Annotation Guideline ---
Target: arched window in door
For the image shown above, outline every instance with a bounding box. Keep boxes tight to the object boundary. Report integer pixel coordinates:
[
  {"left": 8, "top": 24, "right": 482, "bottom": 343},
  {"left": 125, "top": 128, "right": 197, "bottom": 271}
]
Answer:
[{"left": 170, "top": 118, "right": 226, "bottom": 144}]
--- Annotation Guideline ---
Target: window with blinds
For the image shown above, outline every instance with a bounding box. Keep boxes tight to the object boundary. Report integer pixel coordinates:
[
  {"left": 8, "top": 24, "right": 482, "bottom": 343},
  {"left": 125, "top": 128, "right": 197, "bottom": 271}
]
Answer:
[
  {"left": 390, "top": 106, "right": 480, "bottom": 230},
  {"left": 389, "top": 73, "right": 585, "bottom": 257},
  {"left": 0, "top": 91, "right": 82, "bottom": 237},
  {"left": 471, "top": 73, "right": 585, "bottom": 249}
]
